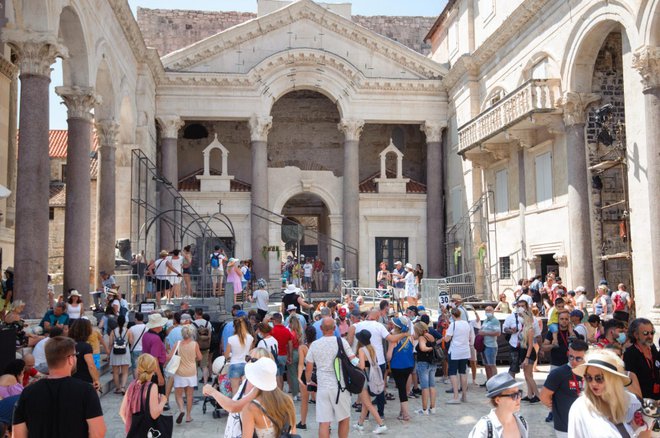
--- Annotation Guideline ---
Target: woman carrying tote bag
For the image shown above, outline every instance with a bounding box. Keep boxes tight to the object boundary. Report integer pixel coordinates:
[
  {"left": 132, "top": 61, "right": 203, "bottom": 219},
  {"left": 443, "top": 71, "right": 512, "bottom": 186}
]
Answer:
[{"left": 121, "top": 353, "right": 173, "bottom": 438}]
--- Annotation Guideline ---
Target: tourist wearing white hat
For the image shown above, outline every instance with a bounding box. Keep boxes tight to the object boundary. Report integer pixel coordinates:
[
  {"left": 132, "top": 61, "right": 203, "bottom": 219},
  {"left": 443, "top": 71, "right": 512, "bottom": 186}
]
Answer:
[
  {"left": 240, "top": 357, "right": 297, "bottom": 438},
  {"left": 391, "top": 261, "right": 406, "bottom": 312},
  {"left": 281, "top": 283, "right": 313, "bottom": 322},
  {"left": 284, "top": 304, "right": 307, "bottom": 330},
  {"left": 568, "top": 350, "right": 644, "bottom": 437},
  {"left": 468, "top": 372, "right": 528, "bottom": 438},
  {"left": 66, "top": 289, "right": 84, "bottom": 320}
]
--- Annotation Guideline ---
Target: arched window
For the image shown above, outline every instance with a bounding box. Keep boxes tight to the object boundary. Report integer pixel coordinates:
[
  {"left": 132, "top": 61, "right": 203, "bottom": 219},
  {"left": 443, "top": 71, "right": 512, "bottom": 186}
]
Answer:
[
  {"left": 391, "top": 126, "right": 405, "bottom": 152},
  {"left": 183, "top": 123, "right": 209, "bottom": 140}
]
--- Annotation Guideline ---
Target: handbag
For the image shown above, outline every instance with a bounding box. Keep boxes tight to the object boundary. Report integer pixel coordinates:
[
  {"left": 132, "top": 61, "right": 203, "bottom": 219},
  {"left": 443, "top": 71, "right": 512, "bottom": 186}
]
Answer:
[
  {"left": 127, "top": 383, "right": 173, "bottom": 438},
  {"left": 164, "top": 342, "right": 181, "bottom": 375}
]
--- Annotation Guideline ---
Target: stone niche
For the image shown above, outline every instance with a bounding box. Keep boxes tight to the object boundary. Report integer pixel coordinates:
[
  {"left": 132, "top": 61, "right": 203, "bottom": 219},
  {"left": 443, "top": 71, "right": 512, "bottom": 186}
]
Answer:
[
  {"left": 196, "top": 134, "right": 234, "bottom": 192},
  {"left": 374, "top": 140, "right": 409, "bottom": 193}
]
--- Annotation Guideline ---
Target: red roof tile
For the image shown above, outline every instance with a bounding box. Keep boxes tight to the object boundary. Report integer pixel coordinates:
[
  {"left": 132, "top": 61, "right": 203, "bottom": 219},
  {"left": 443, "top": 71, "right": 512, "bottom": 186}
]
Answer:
[
  {"left": 49, "top": 183, "right": 66, "bottom": 207},
  {"left": 48, "top": 129, "right": 99, "bottom": 158},
  {"left": 359, "top": 169, "right": 427, "bottom": 194},
  {"left": 178, "top": 168, "right": 251, "bottom": 192}
]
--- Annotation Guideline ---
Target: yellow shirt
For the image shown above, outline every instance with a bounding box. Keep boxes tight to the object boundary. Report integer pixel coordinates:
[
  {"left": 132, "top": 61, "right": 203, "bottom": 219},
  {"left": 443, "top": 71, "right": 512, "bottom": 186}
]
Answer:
[{"left": 87, "top": 330, "right": 102, "bottom": 354}]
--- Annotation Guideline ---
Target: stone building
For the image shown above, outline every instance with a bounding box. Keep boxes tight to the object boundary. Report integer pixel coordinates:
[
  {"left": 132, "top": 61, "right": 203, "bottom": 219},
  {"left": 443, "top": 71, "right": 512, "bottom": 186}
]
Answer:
[{"left": 426, "top": 0, "right": 659, "bottom": 322}]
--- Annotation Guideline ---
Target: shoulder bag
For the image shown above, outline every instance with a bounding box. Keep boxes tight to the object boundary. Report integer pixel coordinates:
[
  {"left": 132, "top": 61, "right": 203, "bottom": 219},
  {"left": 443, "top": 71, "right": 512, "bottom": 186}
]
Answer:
[
  {"left": 164, "top": 341, "right": 181, "bottom": 375},
  {"left": 127, "top": 383, "right": 173, "bottom": 438}
]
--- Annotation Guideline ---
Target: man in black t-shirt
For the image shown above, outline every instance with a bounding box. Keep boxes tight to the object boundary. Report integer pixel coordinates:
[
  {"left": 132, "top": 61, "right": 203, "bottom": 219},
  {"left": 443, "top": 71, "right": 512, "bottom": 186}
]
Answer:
[
  {"left": 13, "top": 336, "right": 106, "bottom": 438},
  {"left": 540, "top": 340, "right": 588, "bottom": 437},
  {"left": 624, "top": 318, "right": 660, "bottom": 400},
  {"left": 543, "top": 310, "right": 581, "bottom": 369}
]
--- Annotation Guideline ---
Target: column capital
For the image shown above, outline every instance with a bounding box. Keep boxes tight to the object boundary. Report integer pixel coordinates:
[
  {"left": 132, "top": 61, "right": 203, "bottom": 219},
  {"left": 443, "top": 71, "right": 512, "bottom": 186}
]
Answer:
[
  {"left": 421, "top": 121, "right": 447, "bottom": 143},
  {"left": 2, "top": 29, "right": 67, "bottom": 77},
  {"left": 632, "top": 46, "right": 660, "bottom": 91},
  {"left": 249, "top": 115, "right": 273, "bottom": 142},
  {"left": 95, "top": 120, "right": 119, "bottom": 149},
  {"left": 559, "top": 92, "right": 600, "bottom": 127},
  {"left": 157, "top": 115, "right": 183, "bottom": 139},
  {"left": 55, "top": 86, "right": 99, "bottom": 122},
  {"left": 338, "top": 119, "right": 364, "bottom": 142}
]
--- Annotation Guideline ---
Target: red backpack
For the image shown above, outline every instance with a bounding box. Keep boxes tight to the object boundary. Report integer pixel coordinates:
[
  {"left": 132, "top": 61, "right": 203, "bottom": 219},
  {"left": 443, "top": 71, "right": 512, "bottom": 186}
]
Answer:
[{"left": 613, "top": 293, "right": 626, "bottom": 312}]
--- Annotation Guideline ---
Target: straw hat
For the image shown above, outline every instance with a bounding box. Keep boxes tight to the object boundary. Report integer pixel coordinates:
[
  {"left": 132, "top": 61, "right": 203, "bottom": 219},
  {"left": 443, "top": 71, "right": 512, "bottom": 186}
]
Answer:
[
  {"left": 245, "top": 357, "right": 277, "bottom": 391},
  {"left": 146, "top": 313, "right": 167, "bottom": 329},
  {"left": 485, "top": 372, "right": 523, "bottom": 398},
  {"left": 572, "top": 350, "right": 631, "bottom": 385},
  {"left": 159, "top": 250, "right": 169, "bottom": 257},
  {"left": 69, "top": 290, "right": 82, "bottom": 297}
]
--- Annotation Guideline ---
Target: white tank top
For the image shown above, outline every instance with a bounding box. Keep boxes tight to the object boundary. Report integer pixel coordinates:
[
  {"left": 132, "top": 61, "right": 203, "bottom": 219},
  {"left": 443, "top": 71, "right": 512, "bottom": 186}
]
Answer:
[
  {"left": 67, "top": 303, "right": 82, "bottom": 319},
  {"left": 155, "top": 258, "right": 169, "bottom": 279}
]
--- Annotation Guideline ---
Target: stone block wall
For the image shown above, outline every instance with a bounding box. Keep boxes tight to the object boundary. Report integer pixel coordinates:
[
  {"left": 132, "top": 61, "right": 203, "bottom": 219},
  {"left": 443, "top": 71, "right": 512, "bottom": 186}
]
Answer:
[
  {"left": 177, "top": 90, "right": 427, "bottom": 185},
  {"left": 137, "top": 8, "right": 435, "bottom": 56},
  {"left": 586, "top": 32, "right": 632, "bottom": 288}
]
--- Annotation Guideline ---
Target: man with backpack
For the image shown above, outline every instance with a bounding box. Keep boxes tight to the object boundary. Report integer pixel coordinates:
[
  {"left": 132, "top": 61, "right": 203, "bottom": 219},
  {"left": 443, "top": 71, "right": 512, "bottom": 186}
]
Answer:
[
  {"left": 209, "top": 246, "right": 226, "bottom": 296},
  {"left": 192, "top": 308, "right": 212, "bottom": 385},
  {"left": 611, "top": 283, "right": 633, "bottom": 321},
  {"left": 305, "top": 317, "right": 357, "bottom": 438}
]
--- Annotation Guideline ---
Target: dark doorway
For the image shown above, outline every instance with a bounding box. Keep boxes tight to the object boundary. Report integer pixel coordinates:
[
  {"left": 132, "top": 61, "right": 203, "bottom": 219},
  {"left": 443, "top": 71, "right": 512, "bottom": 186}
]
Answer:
[
  {"left": 376, "top": 237, "right": 409, "bottom": 275},
  {"left": 539, "top": 253, "right": 558, "bottom": 279}
]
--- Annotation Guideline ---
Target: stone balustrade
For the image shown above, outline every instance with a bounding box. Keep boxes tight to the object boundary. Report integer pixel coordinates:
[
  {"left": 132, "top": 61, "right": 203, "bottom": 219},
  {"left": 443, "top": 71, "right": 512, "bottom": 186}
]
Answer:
[{"left": 458, "top": 79, "right": 561, "bottom": 154}]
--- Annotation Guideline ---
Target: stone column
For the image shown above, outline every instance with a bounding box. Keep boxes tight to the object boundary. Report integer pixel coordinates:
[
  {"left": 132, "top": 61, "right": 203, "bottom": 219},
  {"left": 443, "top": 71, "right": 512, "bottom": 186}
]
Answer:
[
  {"left": 95, "top": 120, "right": 119, "bottom": 283},
  {"left": 4, "top": 32, "right": 65, "bottom": 317},
  {"left": 157, "top": 115, "right": 183, "bottom": 251},
  {"left": 3, "top": 58, "right": 18, "bottom": 228},
  {"left": 338, "top": 119, "right": 364, "bottom": 283},
  {"left": 517, "top": 147, "right": 527, "bottom": 279},
  {"left": 56, "top": 86, "right": 98, "bottom": 297},
  {"left": 249, "top": 115, "right": 272, "bottom": 280},
  {"left": 422, "top": 121, "right": 446, "bottom": 278},
  {"left": 632, "top": 46, "right": 660, "bottom": 305},
  {"left": 561, "top": 92, "right": 600, "bottom": 289}
]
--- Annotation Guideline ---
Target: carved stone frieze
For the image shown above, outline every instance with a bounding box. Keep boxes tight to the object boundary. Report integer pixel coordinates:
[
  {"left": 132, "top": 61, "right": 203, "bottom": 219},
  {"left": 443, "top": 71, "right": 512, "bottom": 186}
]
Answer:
[
  {"left": 248, "top": 115, "right": 273, "bottom": 143},
  {"left": 559, "top": 92, "right": 600, "bottom": 127},
  {"left": 632, "top": 46, "right": 660, "bottom": 91},
  {"left": 338, "top": 119, "right": 364, "bottom": 142}
]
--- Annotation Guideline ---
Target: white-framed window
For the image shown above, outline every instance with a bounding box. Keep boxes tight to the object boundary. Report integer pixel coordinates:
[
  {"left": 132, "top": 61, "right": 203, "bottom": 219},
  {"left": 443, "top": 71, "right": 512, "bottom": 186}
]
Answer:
[
  {"left": 535, "top": 152, "right": 553, "bottom": 207},
  {"left": 495, "top": 169, "right": 508, "bottom": 214},
  {"left": 448, "top": 20, "right": 458, "bottom": 55},
  {"left": 499, "top": 256, "right": 511, "bottom": 279}
]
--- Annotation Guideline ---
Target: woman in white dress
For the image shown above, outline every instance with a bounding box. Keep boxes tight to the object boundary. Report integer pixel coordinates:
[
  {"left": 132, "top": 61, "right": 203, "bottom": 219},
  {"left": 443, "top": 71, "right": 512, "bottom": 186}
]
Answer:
[
  {"left": 109, "top": 314, "right": 133, "bottom": 394},
  {"left": 168, "top": 249, "right": 185, "bottom": 300},
  {"left": 568, "top": 349, "right": 646, "bottom": 438},
  {"left": 403, "top": 263, "right": 418, "bottom": 307},
  {"left": 66, "top": 289, "right": 84, "bottom": 320}
]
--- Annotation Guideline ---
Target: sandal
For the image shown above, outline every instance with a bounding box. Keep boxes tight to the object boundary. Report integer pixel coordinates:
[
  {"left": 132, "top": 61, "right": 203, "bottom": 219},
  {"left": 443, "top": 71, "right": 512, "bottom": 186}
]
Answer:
[
  {"left": 176, "top": 413, "right": 184, "bottom": 424},
  {"left": 386, "top": 393, "right": 395, "bottom": 401},
  {"left": 397, "top": 415, "right": 411, "bottom": 421},
  {"left": 113, "top": 388, "right": 122, "bottom": 394}
]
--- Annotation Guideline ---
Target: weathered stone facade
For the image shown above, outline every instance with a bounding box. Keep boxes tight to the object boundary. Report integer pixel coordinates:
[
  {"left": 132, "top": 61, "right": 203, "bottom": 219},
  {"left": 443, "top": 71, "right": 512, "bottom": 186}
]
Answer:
[{"left": 137, "top": 8, "right": 435, "bottom": 56}]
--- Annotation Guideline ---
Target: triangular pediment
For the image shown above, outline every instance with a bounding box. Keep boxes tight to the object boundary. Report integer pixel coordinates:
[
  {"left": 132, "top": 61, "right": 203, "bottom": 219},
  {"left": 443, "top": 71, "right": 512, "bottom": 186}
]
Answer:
[{"left": 161, "top": 0, "right": 446, "bottom": 81}]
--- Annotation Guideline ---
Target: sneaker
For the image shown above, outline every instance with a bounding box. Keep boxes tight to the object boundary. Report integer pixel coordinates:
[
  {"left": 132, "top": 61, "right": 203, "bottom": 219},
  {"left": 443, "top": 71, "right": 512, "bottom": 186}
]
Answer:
[
  {"left": 407, "top": 391, "right": 418, "bottom": 399},
  {"left": 529, "top": 396, "right": 540, "bottom": 404},
  {"left": 373, "top": 424, "right": 388, "bottom": 434},
  {"left": 353, "top": 423, "right": 365, "bottom": 432},
  {"left": 296, "top": 422, "right": 307, "bottom": 430},
  {"left": 163, "top": 403, "right": 170, "bottom": 411},
  {"left": 415, "top": 409, "right": 429, "bottom": 416},
  {"left": 429, "top": 408, "right": 437, "bottom": 414},
  {"left": 412, "top": 387, "right": 422, "bottom": 395},
  {"left": 293, "top": 395, "right": 301, "bottom": 402},
  {"left": 545, "top": 412, "right": 554, "bottom": 422}
]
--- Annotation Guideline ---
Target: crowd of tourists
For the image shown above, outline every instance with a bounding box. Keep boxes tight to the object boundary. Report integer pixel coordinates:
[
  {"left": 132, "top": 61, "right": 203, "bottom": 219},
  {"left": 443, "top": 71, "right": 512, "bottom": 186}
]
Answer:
[{"left": 1, "top": 259, "right": 660, "bottom": 438}]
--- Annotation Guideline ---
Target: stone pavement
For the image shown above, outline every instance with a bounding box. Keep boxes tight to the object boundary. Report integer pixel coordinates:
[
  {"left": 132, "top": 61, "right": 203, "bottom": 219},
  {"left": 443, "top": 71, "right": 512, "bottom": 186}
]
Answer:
[{"left": 100, "top": 365, "right": 556, "bottom": 437}]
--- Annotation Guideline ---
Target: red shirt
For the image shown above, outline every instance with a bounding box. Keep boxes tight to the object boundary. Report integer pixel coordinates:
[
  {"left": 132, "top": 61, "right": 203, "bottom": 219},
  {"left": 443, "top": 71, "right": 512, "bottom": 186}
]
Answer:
[
  {"left": 22, "top": 367, "right": 38, "bottom": 386},
  {"left": 271, "top": 324, "right": 294, "bottom": 356}
]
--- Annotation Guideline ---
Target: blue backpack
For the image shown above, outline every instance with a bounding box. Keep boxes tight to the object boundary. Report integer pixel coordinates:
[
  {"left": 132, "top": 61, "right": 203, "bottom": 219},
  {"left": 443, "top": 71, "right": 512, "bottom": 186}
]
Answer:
[{"left": 210, "top": 253, "right": 221, "bottom": 268}]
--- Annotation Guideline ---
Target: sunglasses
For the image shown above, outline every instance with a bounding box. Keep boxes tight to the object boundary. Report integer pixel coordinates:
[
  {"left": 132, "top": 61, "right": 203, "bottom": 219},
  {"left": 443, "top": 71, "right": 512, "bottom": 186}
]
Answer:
[
  {"left": 245, "top": 355, "right": 259, "bottom": 363},
  {"left": 568, "top": 355, "right": 585, "bottom": 362},
  {"left": 643, "top": 330, "right": 656, "bottom": 336},
  {"left": 584, "top": 374, "right": 605, "bottom": 384},
  {"left": 497, "top": 390, "right": 523, "bottom": 400}
]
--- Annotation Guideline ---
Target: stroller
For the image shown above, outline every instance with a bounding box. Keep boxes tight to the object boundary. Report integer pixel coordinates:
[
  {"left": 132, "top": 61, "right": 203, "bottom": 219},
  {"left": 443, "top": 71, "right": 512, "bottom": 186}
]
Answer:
[{"left": 202, "top": 357, "right": 233, "bottom": 419}]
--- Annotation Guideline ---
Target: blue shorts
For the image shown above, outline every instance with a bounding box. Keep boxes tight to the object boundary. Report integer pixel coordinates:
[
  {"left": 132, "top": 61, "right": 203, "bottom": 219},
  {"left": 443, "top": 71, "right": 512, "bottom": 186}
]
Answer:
[
  {"left": 93, "top": 353, "right": 101, "bottom": 370},
  {"left": 416, "top": 361, "right": 437, "bottom": 389},
  {"left": 482, "top": 346, "right": 497, "bottom": 366},
  {"left": 131, "top": 351, "right": 141, "bottom": 369},
  {"left": 228, "top": 363, "right": 246, "bottom": 379},
  {"left": 448, "top": 356, "right": 468, "bottom": 376},
  {"left": 548, "top": 323, "right": 558, "bottom": 333},
  {"left": 276, "top": 355, "right": 287, "bottom": 376}
]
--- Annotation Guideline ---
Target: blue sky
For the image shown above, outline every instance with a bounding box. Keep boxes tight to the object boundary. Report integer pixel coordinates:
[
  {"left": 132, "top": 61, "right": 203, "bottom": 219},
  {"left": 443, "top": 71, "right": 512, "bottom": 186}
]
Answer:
[{"left": 48, "top": 1, "right": 446, "bottom": 129}]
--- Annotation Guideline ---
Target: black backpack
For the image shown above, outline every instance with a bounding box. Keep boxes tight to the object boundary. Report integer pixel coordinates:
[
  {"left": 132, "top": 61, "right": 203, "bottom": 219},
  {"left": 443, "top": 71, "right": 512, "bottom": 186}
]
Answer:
[{"left": 334, "top": 337, "right": 365, "bottom": 402}]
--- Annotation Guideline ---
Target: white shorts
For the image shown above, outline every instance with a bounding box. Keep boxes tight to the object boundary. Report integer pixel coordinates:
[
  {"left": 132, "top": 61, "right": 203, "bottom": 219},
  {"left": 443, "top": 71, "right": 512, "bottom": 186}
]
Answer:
[
  {"left": 170, "top": 276, "right": 182, "bottom": 285},
  {"left": 394, "top": 288, "right": 405, "bottom": 300},
  {"left": 470, "top": 345, "right": 477, "bottom": 361},
  {"left": 316, "top": 388, "right": 351, "bottom": 423},
  {"left": 173, "top": 374, "right": 197, "bottom": 388}
]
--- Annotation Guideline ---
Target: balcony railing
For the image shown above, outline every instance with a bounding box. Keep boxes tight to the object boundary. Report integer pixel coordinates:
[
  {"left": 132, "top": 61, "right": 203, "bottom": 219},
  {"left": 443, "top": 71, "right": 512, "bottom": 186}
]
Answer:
[{"left": 458, "top": 79, "right": 561, "bottom": 154}]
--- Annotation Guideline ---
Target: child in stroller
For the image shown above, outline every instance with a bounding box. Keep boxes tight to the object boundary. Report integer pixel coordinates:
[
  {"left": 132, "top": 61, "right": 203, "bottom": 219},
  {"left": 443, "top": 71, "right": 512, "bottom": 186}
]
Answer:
[{"left": 202, "top": 357, "right": 233, "bottom": 418}]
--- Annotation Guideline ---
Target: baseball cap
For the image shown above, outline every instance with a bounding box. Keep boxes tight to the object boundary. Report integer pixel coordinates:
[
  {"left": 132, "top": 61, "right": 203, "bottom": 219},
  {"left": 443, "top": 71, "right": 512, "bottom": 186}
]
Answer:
[
  {"left": 338, "top": 307, "right": 347, "bottom": 317},
  {"left": 570, "top": 309, "right": 584, "bottom": 319},
  {"left": 236, "top": 310, "right": 247, "bottom": 318}
]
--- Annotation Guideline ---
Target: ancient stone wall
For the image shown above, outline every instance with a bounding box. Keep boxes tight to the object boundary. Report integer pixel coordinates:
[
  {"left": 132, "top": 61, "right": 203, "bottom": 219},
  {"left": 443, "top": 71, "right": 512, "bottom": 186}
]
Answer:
[
  {"left": 137, "top": 8, "right": 434, "bottom": 56},
  {"left": 586, "top": 32, "right": 631, "bottom": 287},
  {"left": 176, "top": 90, "right": 426, "bottom": 185}
]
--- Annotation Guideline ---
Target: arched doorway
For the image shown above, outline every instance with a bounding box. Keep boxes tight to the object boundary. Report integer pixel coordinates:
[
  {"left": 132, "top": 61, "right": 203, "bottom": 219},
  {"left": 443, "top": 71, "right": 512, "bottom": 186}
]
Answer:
[{"left": 280, "top": 193, "right": 331, "bottom": 290}]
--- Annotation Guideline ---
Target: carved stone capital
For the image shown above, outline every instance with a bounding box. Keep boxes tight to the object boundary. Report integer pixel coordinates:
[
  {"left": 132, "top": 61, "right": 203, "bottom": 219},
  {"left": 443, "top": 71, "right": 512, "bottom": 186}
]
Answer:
[
  {"left": 248, "top": 115, "right": 273, "bottom": 142},
  {"left": 95, "top": 120, "right": 120, "bottom": 149},
  {"left": 2, "top": 29, "right": 67, "bottom": 77},
  {"left": 157, "top": 115, "right": 183, "bottom": 139},
  {"left": 559, "top": 92, "right": 600, "bottom": 127},
  {"left": 338, "top": 119, "right": 364, "bottom": 142},
  {"left": 55, "top": 86, "right": 99, "bottom": 121},
  {"left": 421, "top": 121, "right": 447, "bottom": 143},
  {"left": 0, "top": 56, "right": 18, "bottom": 79},
  {"left": 632, "top": 46, "right": 660, "bottom": 91}
]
